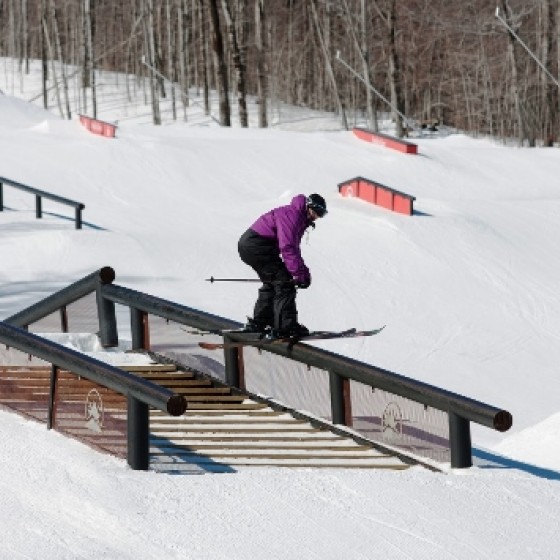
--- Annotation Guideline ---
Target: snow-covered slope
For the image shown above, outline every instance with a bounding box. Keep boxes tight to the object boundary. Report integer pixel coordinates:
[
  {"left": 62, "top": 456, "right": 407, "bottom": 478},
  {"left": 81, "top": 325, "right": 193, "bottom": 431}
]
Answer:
[{"left": 0, "top": 58, "right": 559, "bottom": 559}]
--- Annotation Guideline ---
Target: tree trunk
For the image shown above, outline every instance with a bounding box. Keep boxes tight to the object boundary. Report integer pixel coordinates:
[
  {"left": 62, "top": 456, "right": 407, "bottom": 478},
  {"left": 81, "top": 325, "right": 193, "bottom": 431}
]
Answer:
[
  {"left": 166, "top": 0, "right": 177, "bottom": 120},
  {"left": 177, "top": 0, "right": 189, "bottom": 118},
  {"left": 208, "top": 0, "right": 231, "bottom": 126},
  {"left": 196, "top": 0, "right": 210, "bottom": 115},
  {"left": 500, "top": 0, "right": 527, "bottom": 146},
  {"left": 22, "top": 0, "right": 29, "bottom": 73},
  {"left": 386, "top": 1, "right": 405, "bottom": 137},
  {"left": 308, "top": 0, "right": 348, "bottom": 129},
  {"left": 255, "top": 0, "right": 268, "bottom": 127},
  {"left": 83, "top": 0, "right": 97, "bottom": 118},
  {"left": 541, "top": 0, "right": 557, "bottom": 144},
  {"left": 48, "top": 0, "right": 71, "bottom": 119},
  {"left": 40, "top": 0, "right": 48, "bottom": 109},
  {"left": 220, "top": 0, "right": 248, "bottom": 127},
  {"left": 145, "top": 0, "right": 161, "bottom": 125},
  {"left": 42, "top": 14, "right": 64, "bottom": 118},
  {"left": 341, "top": 0, "right": 377, "bottom": 130},
  {"left": 360, "top": 0, "right": 377, "bottom": 130}
]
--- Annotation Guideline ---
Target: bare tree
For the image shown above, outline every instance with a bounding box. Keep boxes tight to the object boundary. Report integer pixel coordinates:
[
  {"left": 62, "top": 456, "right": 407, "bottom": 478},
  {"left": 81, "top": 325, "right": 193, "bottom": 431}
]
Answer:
[
  {"left": 195, "top": 0, "right": 210, "bottom": 115},
  {"left": 255, "top": 0, "right": 267, "bottom": 127},
  {"left": 21, "top": 0, "right": 29, "bottom": 73},
  {"left": 341, "top": 0, "right": 377, "bottom": 129},
  {"left": 309, "top": 0, "right": 348, "bottom": 129},
  {"left": 166, "top": 0, "right": 177, "bottom": 120},
  {"left": 207, "top": 0, "right": 230, "bottom": 126},
  {"left": 144, "top": 0, "right": 161, "bottom": 124},
  {"left": 47, "top": 0, "right": 70, "bottom": 118},
  {"left": 176, "top": 0, "right": 189, "bottom": 118},
  {"left": 0, "top": 0, "right": 557, "bottom": 143},
  {"left": 499, "top": 0, "right": 527, "bottom": 145},
  {"left": 82, "top": 0, "right": 97, "bottom": 118},
  {"left": 220, "top": 0, "right": 248, "bottom": 126},
  {"left": 371, "top": 0, "right": 406, "bottom": 137},
  {"left": 540, "top": 0, "right": 557, "bottom": 144}
]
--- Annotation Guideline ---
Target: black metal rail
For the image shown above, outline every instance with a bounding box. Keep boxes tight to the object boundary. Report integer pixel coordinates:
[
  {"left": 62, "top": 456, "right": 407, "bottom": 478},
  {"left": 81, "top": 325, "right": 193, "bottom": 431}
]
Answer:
[
  {"left": 0, "top": 321, "right": 186, "bottom": 469},
  {"left": 3, "top": 267, "right": 513, "bottom": 469},
  {"left": 0, "top": 176, "right": 85, "bottom": 229},
  {"left": 5, "top": 267, "right": 115, "bottom": 329},
  {"left": 2, "top": 268, "right": 187, "bottom": 470},
  {"left": 223, "top": 332, "right": 511, "bottom": 432},
  {"left": 97, "top": 279, "right": 512, "bottom": 469},
  {"left": 0, "top": 322, "right": 185, "bottom": 414}
]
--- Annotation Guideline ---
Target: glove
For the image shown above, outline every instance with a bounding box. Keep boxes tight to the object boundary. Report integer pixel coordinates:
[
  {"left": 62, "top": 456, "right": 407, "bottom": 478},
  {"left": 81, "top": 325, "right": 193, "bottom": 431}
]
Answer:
[{"left": 296, "top": 279, "right": 311, "bottom": 289}]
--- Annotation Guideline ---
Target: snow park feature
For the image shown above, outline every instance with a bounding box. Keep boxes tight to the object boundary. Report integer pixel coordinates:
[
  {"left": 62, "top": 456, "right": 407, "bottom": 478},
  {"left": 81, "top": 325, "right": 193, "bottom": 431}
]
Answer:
[
  {"left": 1, "top": 58, "right": 560, "bottom": 559},
  {"left": 79, "top": 114, "right": 118, "bottom": 138},
  {"left": 338, "top": 176, "right": 416, "bottom": 216},
  {"left": 352, "top": 126, "right": 418, "bottom": 154}
]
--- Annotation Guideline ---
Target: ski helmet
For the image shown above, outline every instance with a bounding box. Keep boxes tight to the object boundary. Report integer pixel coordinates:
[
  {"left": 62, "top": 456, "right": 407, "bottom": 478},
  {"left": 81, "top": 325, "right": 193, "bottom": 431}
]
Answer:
[{"left": 306, "top": 193, "right": 328, "bottom": 217}]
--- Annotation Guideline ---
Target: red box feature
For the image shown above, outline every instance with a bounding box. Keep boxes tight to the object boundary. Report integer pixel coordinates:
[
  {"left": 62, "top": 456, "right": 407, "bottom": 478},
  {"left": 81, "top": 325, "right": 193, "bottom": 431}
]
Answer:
[
  {"left": 79, "top": 114, "right": 118, "bottom": 138},
  {"left": 338, "top": 176, "right": 415, "bottom": 216},
  {"left": 352, "top": 127, "right": 417, "bottom": 155}
]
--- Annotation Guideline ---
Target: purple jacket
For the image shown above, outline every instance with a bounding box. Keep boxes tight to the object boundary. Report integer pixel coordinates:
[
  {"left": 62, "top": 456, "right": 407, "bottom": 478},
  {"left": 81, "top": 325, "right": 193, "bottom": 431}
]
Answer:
[{"left": 250, "top": 195, "right": 311, "bottom": 283}]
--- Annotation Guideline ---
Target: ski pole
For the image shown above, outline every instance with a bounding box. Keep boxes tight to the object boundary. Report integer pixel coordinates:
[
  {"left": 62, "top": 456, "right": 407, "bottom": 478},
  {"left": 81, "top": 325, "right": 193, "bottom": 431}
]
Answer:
[{"left": 205, "top": 276, "right": 261, "bottom": 283}]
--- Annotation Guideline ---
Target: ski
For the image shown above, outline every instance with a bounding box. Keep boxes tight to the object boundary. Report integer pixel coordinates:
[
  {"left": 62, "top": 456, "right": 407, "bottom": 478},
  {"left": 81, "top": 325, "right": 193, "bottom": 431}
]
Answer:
[
  {"left": 198, "top": 326, "right": 385, "bottom": 350},
  {"left": 180, "top": 326, "right": 249, "bottom": 336}
]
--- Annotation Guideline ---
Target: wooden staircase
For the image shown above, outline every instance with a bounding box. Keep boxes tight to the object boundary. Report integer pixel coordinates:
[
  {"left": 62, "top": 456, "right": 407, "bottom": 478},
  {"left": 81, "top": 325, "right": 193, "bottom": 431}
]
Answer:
[
  {"left": 0, "top": 363, "right": 416, "bottom": 473},
  {"left": 128, "top": 364, "right": 414, "bottom": 473}
]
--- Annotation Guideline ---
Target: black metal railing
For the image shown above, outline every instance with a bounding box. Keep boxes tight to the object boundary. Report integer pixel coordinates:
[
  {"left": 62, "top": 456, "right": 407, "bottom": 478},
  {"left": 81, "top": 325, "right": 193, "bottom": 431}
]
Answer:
[
  {"left": 5, "top": 267, "right": 115, "bottom": 330},
  {"left": 95, "top": 276, "right": 512, "bottom": 469},
  {"left": 4, "top": 267, "right": 513, "bottom": 469},
  {"left": 2, "top": 267, "right": 187, "bottom": 470},
  {"left": 0, "top": 321, "right": 186, "bottom": 469},
  {"left": 0, "top": 176, "right": 85, "bottom": 229}
]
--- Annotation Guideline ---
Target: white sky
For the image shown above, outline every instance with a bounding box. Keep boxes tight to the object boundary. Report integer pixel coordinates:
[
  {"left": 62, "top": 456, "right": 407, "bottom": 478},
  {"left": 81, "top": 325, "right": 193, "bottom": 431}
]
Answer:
[{"left": 0, "top": 59, "right": 559, "bottom": 559}]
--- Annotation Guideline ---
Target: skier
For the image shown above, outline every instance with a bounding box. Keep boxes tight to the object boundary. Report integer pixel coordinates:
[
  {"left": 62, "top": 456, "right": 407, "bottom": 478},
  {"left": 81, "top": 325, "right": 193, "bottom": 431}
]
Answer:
[{"left": 238, "top": 193, "right": 327, "bottom": 338}]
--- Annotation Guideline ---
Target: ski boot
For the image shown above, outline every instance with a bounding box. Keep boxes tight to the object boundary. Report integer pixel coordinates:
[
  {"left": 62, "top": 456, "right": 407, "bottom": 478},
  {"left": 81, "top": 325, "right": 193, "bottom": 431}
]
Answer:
[
  {"left": 241, "top": 317, "right": 271, "bottom": 336},
  {"left": 270, "top": 323, "right": 310, "bottom": 340}
]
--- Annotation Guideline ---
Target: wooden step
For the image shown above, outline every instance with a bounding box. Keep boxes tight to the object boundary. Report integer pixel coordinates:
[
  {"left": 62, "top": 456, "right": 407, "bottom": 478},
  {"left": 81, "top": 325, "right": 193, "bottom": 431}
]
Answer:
[
  {"left": 153, "top": 418, "right": 306, "bottom": 425},
  {"left": 149, "top": 433, "right": 343, "bottom": 442},
  {"left": 150, "top": 440, "right": 371, "bottom": 451},
  {"left": 182, "top": 395, "right": 246, "bottom": 404},
  {"left": 120, "top": 364, "right": 177, "bottom": 373},
  {"left": 150, "top": 379, "right": 213, "bottom": 388},
  {"left": 149, "top": 454, "right": 410, "bottom": 470},
  {"left": 134, "top": 372, "right": 196, "bottom": 380},
  {"left": 151, "top": 425, "right": 324, "bottom": 433},
  {"left": 172, "top": 388, "right": 232, "bottom": 396},
  {"left": 185, "top": 403, "right": 269, "bottom": 410},
  {"left": 152, "top": 408, "right": 283, "bottom": 417}
]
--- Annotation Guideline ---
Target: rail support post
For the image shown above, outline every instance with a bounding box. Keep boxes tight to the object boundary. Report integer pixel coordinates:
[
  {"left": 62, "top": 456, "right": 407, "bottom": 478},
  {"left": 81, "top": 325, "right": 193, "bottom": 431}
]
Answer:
[
  {"left": 127, "top": 395, "right": 150, "bottom": 470},
  {"left": 224, "top": 341, "right": 243, "bottom": 389},
  {"left": 35, "top": 195, "right": 42, "bottom": 219},
  {"left": 329, "top": 371, "right": 352, "bottom": 426},
  {"left": 130, "top": 308, "right": 149, "bottom": 350},
  {"left": 47, "top": 365, "right": 59, "bottom": 430},
  {"left": 449, "top": 412, "right": 473, "bottom": 468},
  {"left": 75, "top": 206, "right": 83, "bottom": 229},
  {"left": 96, "top": 285, "right": 118, "bottom": 348}
]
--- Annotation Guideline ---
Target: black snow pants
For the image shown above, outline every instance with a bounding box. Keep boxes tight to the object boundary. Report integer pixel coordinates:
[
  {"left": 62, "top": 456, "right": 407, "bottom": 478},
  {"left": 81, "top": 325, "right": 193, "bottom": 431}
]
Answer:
[{"left": 238, "top": 228, "right": 298, "bottom": 332}]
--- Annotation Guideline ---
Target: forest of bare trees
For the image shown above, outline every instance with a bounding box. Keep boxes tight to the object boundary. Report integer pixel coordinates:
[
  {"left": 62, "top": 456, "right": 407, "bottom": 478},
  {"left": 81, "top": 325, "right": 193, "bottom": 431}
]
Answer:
[{"left": 0, "top": 0, "right": 558, "bottom": 145}]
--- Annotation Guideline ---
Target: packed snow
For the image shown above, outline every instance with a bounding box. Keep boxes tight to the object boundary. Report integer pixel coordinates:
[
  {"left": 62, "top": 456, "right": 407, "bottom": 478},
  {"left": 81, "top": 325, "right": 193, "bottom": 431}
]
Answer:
[{"left": 0, "top": 59, "right": 559, "bottom": 558}]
